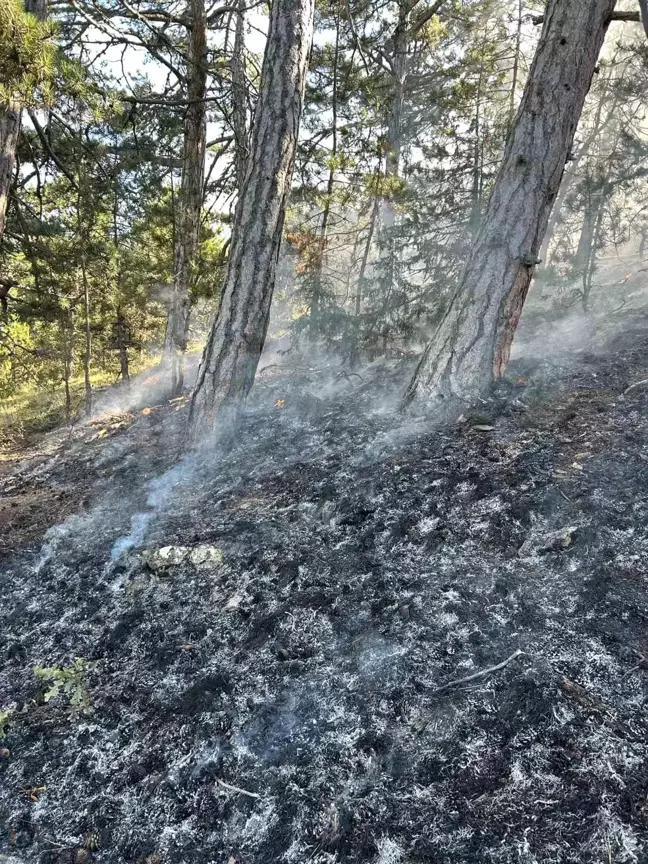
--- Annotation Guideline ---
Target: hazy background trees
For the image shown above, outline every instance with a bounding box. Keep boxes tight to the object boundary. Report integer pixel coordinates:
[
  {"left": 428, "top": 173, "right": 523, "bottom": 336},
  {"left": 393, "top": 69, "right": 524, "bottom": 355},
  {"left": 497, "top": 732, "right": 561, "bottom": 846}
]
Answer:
[{"left": 2, "top": 0, "right": 648, "bottom": 439}]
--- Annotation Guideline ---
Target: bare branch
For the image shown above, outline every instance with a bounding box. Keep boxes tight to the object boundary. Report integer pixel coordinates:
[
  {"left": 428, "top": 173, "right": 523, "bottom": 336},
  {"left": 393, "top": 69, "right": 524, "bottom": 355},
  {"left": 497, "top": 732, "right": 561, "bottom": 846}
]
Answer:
[
  {"left": 26, "top": 111, "right": 79, "bottom": 190},
  {"left": 432, "top": 650, "right": 525, "bottom": 694},
  {"left": 409, "top": 0, "right": 448, "bottom": 38},
  {"left": 532, "top": 11, "right": 640, "bottom": 25}
]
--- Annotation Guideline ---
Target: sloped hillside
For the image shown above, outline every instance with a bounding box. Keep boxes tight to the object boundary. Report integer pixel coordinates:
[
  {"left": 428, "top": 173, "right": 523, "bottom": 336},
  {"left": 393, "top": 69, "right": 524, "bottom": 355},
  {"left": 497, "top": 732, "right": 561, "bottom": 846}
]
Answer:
[{"left": 1, "top": 320, "right": 648, "bottom": 864}]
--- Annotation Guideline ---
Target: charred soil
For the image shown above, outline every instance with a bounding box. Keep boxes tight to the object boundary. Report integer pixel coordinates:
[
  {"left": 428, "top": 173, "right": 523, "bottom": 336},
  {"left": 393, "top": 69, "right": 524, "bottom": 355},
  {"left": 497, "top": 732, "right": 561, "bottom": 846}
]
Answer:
[{"left": 1, "top": 320, "right": 648, "bottom": 864}]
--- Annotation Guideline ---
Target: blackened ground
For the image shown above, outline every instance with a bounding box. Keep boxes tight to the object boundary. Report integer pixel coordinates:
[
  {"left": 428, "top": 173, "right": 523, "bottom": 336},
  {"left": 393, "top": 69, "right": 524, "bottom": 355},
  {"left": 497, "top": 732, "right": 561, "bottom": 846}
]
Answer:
[{"left": 1, "top": 318, "right": 648, "bottom": 864}]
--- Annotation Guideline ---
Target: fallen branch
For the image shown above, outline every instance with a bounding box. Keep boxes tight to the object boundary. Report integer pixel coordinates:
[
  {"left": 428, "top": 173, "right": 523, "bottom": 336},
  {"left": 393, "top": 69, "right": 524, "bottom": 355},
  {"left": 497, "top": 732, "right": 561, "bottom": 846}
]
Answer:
[
  {"left": 432, "top": 649, "right": 524, "bottom": 694},
  {"left": 216, "top": 778, "right": 261, "bottom": 799},
  {"left": 334, "top": 370, "right": 364, "bottom": 383},
  {"left": 621, "top": 378, "right": 648, "bottom": 397}
]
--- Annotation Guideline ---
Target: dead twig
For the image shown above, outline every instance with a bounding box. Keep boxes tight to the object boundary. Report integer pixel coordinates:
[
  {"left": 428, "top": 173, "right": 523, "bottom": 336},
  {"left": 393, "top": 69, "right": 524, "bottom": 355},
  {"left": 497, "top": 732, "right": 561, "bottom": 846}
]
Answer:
[
  {"left": 621, "top": 378, "right": 648, "bottom": 398},
  {"left": 216, "top": 778, "right": 261, "bottom": 799},
  {"left": 620, "top": 650, "right": 648, "bottom": 682},
  {"left": 432, "top": 649, "right": 524, "bottom": 695},
  {"left": 334, "top": 370, "right": 364, "bottom": 384}
]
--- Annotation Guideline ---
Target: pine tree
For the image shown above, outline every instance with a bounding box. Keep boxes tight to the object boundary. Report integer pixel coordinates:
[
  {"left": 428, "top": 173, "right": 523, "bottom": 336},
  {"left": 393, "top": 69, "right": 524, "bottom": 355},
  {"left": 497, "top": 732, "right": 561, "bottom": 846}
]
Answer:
[{"left": 188, "top": 0, "right": 316, "bottom": 440}]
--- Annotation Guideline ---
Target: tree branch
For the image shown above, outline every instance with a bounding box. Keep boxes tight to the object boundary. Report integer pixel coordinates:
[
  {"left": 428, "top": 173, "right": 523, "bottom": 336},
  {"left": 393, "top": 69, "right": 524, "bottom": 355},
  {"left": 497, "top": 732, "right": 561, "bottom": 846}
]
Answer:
[
  {"left": 342, "top": 0, "right": 371, "bottom": 75},
  {"left": 26, "top": 111, "right": 79, "bottom": 190},
  {"left": 532, "top": 11, "right": 640, "bottom": 25},
  {"left": 409, "top": 0, "right": 447, "bottom": 38}
]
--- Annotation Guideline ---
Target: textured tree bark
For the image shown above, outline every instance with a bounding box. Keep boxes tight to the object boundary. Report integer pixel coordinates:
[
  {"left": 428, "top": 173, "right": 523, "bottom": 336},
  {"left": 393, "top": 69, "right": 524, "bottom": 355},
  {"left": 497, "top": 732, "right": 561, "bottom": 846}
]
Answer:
[
  {"left": 163, "top": 0, "right": 208, "bottom": 394},
  {"left": 231, "top": 0, "right": 249, "bottom": 191},
  {"left": 0, "top": 0, "right": 48, "bottom": 243},
  {"left": 0, "top": 107, "right": 21, "bottom": 242},
  {"left": 188, "top": 0, "right": 315, "bottom": 441},
  {"left": 406, "top": 0, "right": 616, "bottom": 412}
]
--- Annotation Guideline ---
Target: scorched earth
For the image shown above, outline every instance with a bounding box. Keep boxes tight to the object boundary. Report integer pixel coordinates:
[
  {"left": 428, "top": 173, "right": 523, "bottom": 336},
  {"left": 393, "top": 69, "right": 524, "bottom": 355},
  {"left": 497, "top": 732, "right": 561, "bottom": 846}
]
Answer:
[{"left": 1, "top": 317, "right": 648, "bottom": 864}]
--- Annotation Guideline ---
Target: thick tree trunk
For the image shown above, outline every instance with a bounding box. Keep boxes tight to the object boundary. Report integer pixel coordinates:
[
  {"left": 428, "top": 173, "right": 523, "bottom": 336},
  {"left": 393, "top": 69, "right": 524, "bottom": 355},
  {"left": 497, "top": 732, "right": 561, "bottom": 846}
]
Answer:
[
  {"left": 0, "top": 106, "right": 21, "bottom": 242},
  {"left": 0, "top": 0, "right": 47, "bottom": 242},
  {"left": 164, "top": 0, "right": 208, "bottom": 394},
  {"left": 188, "top": 0, "right": 315, "bottom": 441},
  {"left": 406, "top": 0, "right": 616, "bottom": 411}
]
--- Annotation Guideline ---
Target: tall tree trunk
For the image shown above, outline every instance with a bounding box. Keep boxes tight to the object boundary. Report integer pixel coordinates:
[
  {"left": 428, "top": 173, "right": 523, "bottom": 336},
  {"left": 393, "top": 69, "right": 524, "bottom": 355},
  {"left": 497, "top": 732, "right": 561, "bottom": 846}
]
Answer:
[
  {"left": 112, "top": 175, "right": 129, "bottom": 385},
  {"left": 188, "top": 0, "right": 315, "bottom": 441},
  {"left": 82, "top": 262, "right": 92, "bottom": 416},
  {"left": 356, "top": 191, "right": 380, "bottom": 318},
  {"left": 116, "top": 310, "right": 130, "bottom": 384},
  {"left": 469, "top": 57, "right": 484, "bottom": 239},
  {"left": 0, "top": 0, "right": 48, "bottom": 243},
  {"left": 576, "top": 183, "right": 607, "bottom": 310},
  {"left": 60, "top": 312, "right": 73, "bottom": 421},
  {"left": 377, "top": 0, "right": 408, "bottom": 317},
  {"left": 384, "top": 1, "right": 408, "bottom": 227},
  {"left": 406, "top": 0, "right": 616, "bottom": 411},
  {"left": 310, "top": 5, "right": 340, "bottom": 340},
  {"left": 0, "top": 107, "right": 21, "bottom": 242},
  {"left": 164, "top": 0, "right": 208, "bottom": 395},
  {"left": 232, "top": 0, "right": 249, "bottom": 190}
]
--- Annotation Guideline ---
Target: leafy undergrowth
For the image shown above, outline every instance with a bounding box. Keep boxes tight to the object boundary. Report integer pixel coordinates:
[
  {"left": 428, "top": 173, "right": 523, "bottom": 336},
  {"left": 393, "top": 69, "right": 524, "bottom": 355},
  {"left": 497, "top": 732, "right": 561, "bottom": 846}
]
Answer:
[{"left": 1, "top": 320, "right": 648, "bottom": 864}]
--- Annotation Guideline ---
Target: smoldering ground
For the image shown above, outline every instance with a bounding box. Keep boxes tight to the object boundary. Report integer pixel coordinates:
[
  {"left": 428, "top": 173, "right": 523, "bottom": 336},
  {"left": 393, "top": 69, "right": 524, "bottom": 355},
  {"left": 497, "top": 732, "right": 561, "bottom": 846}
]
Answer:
[{"left": 1, "top": 310, "right": 648, "bottom": 864}]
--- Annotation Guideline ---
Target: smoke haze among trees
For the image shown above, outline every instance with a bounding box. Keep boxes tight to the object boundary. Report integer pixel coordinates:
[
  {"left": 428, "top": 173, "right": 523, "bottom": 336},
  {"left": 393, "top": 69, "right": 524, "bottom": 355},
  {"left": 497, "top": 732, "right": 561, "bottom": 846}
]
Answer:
[{"left": 1, "top": 0, "right": 648, "bottom": 433}]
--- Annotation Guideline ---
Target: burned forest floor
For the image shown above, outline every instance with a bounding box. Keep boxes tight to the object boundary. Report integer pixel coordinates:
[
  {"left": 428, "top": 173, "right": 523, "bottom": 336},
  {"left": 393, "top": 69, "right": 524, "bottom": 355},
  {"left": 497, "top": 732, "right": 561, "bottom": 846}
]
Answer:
[{"left": 1, "top": 314, "right": 648, "bottom": 864}]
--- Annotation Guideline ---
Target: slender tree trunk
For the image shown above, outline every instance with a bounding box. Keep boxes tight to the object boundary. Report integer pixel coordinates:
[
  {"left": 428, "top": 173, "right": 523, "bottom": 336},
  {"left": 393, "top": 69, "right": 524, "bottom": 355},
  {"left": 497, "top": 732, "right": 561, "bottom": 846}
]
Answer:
[
  {"left": 188, "top": 0, "right": 315, "bottom": 441},
  {"left": 81, "top": 261, "right": 92, "bottom": 415},
  {"left": 385, "top": 2, "right": 408, "bottom": 202},
  {"left": 116, "top": 310, "right": 130, "bottom": 384},
  {"left": 112, "top": 175, "right": 129, "bottom": 385},
  {"left": 310, "top": 6, "right": 340, "bottom": 340},
  {"left": 578, "top": 186, "right": 606, "bottom": 310},
  {"left": 406, "top": 0, "right": 616, "bottom": 411},
  {"left": 378, "top": 0, "right": 408, "bottom": 308},
  {"left": 164, "top": 0, "right": 208, "bottom": 395},
  {"left": 639, "top": 0, "right": 648, "bottom": 36},
  {"left": 356, "top": 193, "right": 380, "bottom": 317},
  {"left": 232, "top": 0, "right": 249, "bottom": 190},
  {"left": 60, "top": 312, "right": 73, "bottom": 421},
  {"left": 639, "top": 223, "right": 647, "bottom": 260},
  {"left": 470, "top": 59, "right": 484, "bottom": 239},
  {"left": 0, "top": 0, "right": 48, "bottom": 243}
]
